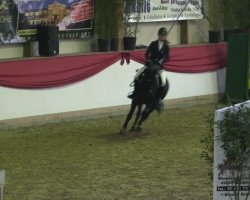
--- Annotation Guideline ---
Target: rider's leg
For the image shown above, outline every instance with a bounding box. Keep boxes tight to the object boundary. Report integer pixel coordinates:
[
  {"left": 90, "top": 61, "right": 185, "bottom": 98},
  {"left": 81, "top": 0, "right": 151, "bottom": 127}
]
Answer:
[
  {"left": 158, "top": 69, "right": 166, "bottom": 87},
  {"left": 156, "top": 69, "right": 166, "bottom": 112}
]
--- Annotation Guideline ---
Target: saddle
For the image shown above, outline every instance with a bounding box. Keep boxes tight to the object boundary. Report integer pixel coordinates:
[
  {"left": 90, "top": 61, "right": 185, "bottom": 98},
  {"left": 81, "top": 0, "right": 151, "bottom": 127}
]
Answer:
[
  {"left": 133, "top": 68, "right": 160, "bottom": 101},
  {"left": 146, "top": 60, "right": 162, "bottom": 73},
  {"left": 133, "top": 67, "right": 160, "bottom": 88}
]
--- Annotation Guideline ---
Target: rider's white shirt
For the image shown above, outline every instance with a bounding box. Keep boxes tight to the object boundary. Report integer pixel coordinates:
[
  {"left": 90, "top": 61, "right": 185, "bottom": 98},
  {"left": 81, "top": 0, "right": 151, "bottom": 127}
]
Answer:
[{"left": 158, "top": 41, "right": 164, "bottom": 51}]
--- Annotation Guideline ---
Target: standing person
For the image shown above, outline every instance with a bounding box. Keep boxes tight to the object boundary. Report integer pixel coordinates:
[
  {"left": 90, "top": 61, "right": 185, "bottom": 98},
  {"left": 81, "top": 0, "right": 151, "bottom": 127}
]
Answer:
[{"left": 128, "top": 27, "right": 170, "bottom": 112}]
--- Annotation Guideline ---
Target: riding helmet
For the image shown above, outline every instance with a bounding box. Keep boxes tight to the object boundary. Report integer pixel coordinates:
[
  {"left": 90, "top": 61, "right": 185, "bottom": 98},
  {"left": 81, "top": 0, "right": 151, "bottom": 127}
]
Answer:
[{"left": 158, "top": 27, "right": 168, "bottom": 36}]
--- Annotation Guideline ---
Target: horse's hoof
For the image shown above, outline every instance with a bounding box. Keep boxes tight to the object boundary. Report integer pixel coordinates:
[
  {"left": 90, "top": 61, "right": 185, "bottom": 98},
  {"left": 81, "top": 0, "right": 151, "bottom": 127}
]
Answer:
[
  {"left": 136, "top": 126, "right": 142, "bottom": 132},
  {"left": 129, "top": 127, "right": 136, "bottom": 132},
  {"left": 119, "top": 128, "right": 126, "bottom": 135}
]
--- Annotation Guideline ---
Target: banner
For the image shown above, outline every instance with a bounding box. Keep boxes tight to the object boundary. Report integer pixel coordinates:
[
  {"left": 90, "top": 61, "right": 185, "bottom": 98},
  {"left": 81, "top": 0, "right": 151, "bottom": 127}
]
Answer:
[
  {"left": 0, "top": 0, "right": 94, "bottom": 44},
  {"left": 129, "top": 0, "right": 204, "bottom": 22},
  {"left": 214, "top": 101, "right": 250, "bottom": 200}
]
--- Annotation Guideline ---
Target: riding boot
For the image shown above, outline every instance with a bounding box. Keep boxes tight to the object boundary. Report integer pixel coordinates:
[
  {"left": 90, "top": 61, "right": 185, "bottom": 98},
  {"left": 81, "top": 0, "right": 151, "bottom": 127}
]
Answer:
[
  {"left": 156, "top": 98, "right": 164, "bottom": 113},
  {"left": 156, "top": 86, "right": 165, "bottom": 113},
  {"left": 127, "top": 91, "right": 135, "bottom": 99}
]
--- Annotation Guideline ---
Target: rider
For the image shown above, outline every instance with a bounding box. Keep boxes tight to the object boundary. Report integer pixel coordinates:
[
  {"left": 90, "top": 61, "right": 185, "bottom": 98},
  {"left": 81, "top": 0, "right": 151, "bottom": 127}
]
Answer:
[{"left": 128, "top": 27, "right": 170, "bottom": 111}]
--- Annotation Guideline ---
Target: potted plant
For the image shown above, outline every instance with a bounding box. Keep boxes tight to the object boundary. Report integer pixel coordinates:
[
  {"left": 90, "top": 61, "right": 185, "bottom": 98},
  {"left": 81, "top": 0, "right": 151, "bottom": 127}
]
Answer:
[
  {"left": 222, "top": 0, "right": 237, "bottom": 41},
  {"left": 222, "top": 0, "right": 249, "bottom": 40},
  {"left": 95, "top": 0, "right": 111, "bottom": 52},
  {"left": 95, "top": 0, "right": 123, "bottom": 52},
  {"left": 234, "top": 0, "right": 250, "bottom": 33},
  {"left": 109, "top": 0, "right": 123, "bottom": 51},
  {"left": 208, "top": 0, "right": 223, "bottom": 43},
  {"left": 122, "top": 0, "right": 143, "bottom": 50},
  {"left": 109, "top": 19, "right": 119, "bottom": 52}
]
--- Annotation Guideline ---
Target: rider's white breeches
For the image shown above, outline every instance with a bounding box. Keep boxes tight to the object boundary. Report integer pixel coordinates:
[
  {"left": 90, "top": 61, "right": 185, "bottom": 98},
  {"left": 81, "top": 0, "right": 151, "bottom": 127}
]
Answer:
[
  {"left": 158, "top": 69, "right": 166, "bottom": 87},
  {"left": 134, "top": 67, "right": 166, "bottom": 87}
]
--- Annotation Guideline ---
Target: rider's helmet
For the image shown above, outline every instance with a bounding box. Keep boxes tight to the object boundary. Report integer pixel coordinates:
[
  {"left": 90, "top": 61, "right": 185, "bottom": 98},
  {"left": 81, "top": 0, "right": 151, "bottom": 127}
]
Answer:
[{"left": 158, "top": 27, "right": 168, "bottom": 36}]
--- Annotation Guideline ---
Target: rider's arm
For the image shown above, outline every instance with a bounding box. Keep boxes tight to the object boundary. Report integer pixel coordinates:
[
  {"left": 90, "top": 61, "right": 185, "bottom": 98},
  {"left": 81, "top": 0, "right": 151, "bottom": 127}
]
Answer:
[
  {"left": 145, "top": 42, "right": 153, "bottom": 61},
  {"left": 161, "top": 44, "right": 169, "bottom": 64}
]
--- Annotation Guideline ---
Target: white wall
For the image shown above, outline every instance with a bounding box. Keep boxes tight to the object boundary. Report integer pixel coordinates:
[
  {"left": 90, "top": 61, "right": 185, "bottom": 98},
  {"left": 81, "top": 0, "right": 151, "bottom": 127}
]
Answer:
[
  {"left": 0, "top": 60, "right": 226, "bottom": 121},
  {"left": 136, "top": 21, "right": 181, "bottom": 45},
  {"left": 0, "top": 44, "right": 23, "bottom": 59},
  {"left": 0, "top": 39, "right": 91, "bottom": 60},
  {"left": 136, "top": 18, "right": 210, "bottom": 46}
]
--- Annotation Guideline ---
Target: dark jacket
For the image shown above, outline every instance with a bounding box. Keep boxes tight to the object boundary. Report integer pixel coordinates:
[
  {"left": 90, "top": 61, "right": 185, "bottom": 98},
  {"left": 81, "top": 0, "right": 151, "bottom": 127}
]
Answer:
[{"left": 145, "top": 40, "right": 170, "bottom": 67}]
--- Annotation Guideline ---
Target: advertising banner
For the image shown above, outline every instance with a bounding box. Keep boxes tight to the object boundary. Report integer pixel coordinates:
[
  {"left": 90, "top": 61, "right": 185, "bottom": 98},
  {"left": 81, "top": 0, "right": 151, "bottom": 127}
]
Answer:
[
  {"left": 129, "top": 0, "right": 204, "bottom": 22},
  {"left": 0, "top": 0, "right": 94, "bottom": 44}
]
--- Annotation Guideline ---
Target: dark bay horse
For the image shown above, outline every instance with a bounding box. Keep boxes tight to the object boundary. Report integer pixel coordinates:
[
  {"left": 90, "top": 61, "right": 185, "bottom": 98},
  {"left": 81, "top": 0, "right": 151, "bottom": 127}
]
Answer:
[{"left": 120, "top": 68, "right": 169, "bottom": 135}]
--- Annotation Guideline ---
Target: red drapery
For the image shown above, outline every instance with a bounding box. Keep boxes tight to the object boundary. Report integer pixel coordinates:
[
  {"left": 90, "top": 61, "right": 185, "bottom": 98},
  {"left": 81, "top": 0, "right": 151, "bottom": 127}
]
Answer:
[
  {"left": 0, "top": 53, "right": 120, "bottom": 89},
  {"left": 0, "top": 43, "right": 227, "bottom": 89},
  {"left": 126, "top": 43, "right": 227, "bottom": 73}
]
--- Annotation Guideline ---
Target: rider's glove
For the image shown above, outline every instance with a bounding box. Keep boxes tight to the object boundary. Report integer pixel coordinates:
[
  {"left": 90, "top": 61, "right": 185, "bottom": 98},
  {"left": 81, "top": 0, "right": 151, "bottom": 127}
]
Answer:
[{"left": 158, "top": 59, "right": 164, "bottom": 64}]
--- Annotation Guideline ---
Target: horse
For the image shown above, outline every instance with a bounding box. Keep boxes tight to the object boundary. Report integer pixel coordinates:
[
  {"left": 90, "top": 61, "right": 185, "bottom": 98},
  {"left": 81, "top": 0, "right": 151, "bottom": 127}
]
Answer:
[{"left": 120, "top": 67, "right": 169, "bottom": 135}]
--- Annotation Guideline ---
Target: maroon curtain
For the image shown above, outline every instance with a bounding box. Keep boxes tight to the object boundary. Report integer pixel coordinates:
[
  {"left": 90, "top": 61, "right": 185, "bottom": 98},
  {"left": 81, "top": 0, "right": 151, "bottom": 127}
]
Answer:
[
  {"left": 0, "top": 43, "right": 227, "bottom": 89},
  {"left": 0, "top": 53, "right": 120, "bottom": 89},
  {"left": 128, "top": 43, "right": 227, "bottom": 73}
]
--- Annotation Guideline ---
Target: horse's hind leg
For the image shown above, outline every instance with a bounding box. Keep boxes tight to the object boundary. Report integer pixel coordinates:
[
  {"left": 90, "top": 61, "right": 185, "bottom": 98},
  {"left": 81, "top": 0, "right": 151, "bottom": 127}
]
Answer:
[
  {"left": 120, "top": 100, "right": 137, "bottom": 134},
  {"left": 137, "top": 105, "right": 154, "bottom": 130},
  {"left": 130, "top": 104, "right": 142, "bottom": 131}
]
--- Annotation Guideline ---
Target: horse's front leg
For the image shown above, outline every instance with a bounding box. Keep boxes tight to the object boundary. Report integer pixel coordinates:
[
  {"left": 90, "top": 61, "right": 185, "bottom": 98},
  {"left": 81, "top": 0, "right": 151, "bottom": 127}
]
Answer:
[
  {"left": 130, "top": 104, "right": 142, "bottom": 131},
  {"left": 120, "top": 100, "right": 137, "bottom": 135},
  {"left": 136, "top": 105, "right": 155, "bottom": 131}
]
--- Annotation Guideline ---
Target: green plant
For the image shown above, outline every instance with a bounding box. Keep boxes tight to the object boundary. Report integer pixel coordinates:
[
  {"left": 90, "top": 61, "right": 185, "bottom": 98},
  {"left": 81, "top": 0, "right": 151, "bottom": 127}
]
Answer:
[
  {"left": 222, "top": 0, "right": 250, "bottom": 30},
  {"left": 95, "top": 0, "right": 143, "bottom": 39},
  {"left": 234, "top": 0, "right": 250, "bottom": 30},
  {"left": 108, "top": 0, "right": 123, "bottom": 39},
  {"left": 222, "top": 0, "right": 237, "bottom": 30},
  {"left": 208, "top": 0, "right": 223, "bottom": 31},
  {"left": 200, "top": 113, "right": 215, "bottom": 186},
  {"left": 122, "top": 0, "right": 143, "bottom": 37},
  {"left": 94, "top": 0, "right": 109, "bottom": 39},
  {"left": 217, "top": 105, "right": 250, "bottom": 200},
  {"left": 95, "top": 0, "right": 122, "bottom": 39}
]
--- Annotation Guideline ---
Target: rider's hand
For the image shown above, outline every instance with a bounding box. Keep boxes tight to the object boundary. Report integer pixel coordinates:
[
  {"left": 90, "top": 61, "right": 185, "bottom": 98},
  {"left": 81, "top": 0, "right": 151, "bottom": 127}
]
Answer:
[{"left": 158, "top": 59, "right": 164, "bottom": 64}]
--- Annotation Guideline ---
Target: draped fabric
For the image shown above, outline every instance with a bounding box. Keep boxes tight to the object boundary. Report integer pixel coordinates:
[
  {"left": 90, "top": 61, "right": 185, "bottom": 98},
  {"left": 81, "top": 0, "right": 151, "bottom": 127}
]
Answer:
[
  {"left": 0, "top": 43, "right": 227, "bottom": 89},
  {"left": 124, "top": 43, "right": 228, "bottom": 73},
  {"left": 0, "top": 53, "right": 120, "bottom": 89}
]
